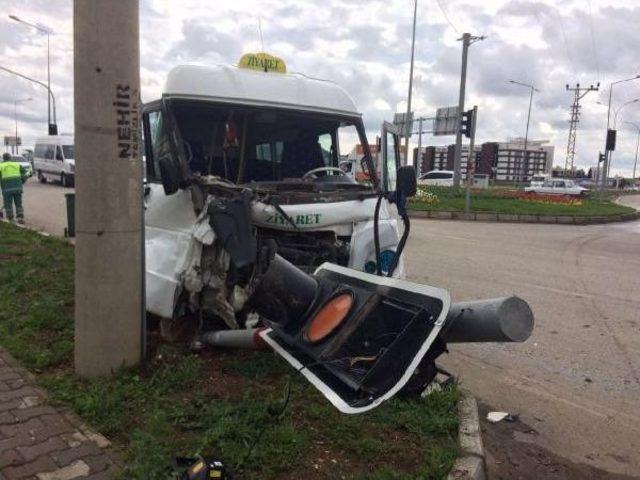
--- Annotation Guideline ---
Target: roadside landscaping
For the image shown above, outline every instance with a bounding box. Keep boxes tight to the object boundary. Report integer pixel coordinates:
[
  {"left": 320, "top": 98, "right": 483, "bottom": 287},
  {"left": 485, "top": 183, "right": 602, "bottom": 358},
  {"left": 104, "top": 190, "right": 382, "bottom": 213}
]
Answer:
[
  {"left": 0, "top": 222, "right": 459, "bottom": 480},
  {"left": 409, "top": 186, "right": 635, "bottom": 217}
]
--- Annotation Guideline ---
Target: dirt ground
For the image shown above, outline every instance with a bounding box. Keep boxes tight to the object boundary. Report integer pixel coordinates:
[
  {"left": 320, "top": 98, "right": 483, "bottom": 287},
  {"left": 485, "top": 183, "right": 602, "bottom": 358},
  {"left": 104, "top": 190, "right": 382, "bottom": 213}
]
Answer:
[{"left": 478, "top": 402, "right": 640, "bottom": 480}]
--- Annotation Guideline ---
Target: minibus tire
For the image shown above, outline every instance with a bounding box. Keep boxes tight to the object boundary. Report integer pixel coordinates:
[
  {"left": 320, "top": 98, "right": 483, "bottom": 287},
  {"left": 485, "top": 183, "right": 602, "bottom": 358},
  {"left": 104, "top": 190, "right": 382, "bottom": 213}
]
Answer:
[{"left": 38, "top": 171, "right": 47, "bottom": 184}]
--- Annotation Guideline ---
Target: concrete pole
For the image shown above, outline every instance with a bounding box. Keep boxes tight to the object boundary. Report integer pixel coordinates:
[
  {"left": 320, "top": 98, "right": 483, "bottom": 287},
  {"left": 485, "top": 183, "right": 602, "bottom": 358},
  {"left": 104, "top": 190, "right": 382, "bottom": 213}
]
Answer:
[
  {"left": 74, "top": 0, "right": 143, "bottom": 376},
  {"left": 453, "top": 33, "right": 470, "bottom": 188}
]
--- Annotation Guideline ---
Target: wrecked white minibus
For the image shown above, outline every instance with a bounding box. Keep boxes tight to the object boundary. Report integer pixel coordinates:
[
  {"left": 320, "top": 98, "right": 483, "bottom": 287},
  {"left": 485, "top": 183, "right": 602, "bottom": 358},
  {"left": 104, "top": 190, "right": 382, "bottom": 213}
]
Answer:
[{"left": 143, "top": 56, "right": 404, "bottom": 331}]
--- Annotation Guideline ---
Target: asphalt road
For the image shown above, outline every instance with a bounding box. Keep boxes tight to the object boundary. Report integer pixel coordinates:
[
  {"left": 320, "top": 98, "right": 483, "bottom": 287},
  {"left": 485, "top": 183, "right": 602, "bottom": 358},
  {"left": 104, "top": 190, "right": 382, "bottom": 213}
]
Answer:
[
  {"left": 15, "top": 181, "right": 640, "bottom": 476},
  {"left": 405, "top": 194, "right": 640, "bottom": 477},
  {"left": 21, "top": 177, "right": 74, "bottom": 237}
]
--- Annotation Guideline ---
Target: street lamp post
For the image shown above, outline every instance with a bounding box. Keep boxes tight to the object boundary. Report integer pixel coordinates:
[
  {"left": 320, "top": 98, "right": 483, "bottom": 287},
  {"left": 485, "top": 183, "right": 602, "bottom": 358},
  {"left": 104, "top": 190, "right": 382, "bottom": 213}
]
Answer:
[
  {"left": 0, "top": 65, "right": 56, "bottom": 134},
  {"left": 9, "top": 14, "right": 56, "bottom": 135},
  {"left": 624, "top": 121, "right": 640, "bottom": 182},
  {"left": 608, "top": 98, "right": 639, "bottom": 178},
  {"left": 403, "top": 0, "right": 418, "bottom": 167},
  {"left": 13, "top": 97, "right": 32, "bottom": 155},
  {"left": 509, "top": 80, "right": 539, "bottom": 184},
  {"left": 601, "top": 75, "right": 640, "bottom": 189}
]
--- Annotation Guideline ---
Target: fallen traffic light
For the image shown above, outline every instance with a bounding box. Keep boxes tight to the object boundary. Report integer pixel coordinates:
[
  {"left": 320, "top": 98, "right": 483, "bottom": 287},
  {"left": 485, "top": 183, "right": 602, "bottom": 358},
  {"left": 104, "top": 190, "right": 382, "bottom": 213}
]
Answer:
[{"left": 249, "top": 253, "right": 450, "bottom": 413}]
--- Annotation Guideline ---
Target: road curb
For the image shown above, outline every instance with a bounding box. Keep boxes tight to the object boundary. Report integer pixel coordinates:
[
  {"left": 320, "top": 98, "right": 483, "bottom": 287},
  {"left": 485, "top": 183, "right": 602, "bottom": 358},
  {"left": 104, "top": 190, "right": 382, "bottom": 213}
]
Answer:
[
  {"left": 409, "top": 209, "right": 640, "bottom": 225},
  {"left": 448, "top": 391, "right": 487, "bottom": 480}
]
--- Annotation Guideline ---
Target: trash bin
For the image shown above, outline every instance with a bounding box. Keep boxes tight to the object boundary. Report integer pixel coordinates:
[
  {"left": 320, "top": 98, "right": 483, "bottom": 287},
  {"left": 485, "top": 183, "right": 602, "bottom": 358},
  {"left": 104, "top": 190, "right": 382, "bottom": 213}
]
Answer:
[{"left": 64, "top": 192, "right": 75, "bottom": 238}]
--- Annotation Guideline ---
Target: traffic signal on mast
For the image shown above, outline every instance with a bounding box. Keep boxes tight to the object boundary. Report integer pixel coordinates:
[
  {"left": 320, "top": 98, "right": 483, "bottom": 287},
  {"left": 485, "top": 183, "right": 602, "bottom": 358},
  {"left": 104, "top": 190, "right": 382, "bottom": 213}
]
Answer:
[
  {"left": 460, "top": 109, "right": 474, "bottom": 138},
  {"left": 598, "top": 152, "right": 605, "bottom": 163}
]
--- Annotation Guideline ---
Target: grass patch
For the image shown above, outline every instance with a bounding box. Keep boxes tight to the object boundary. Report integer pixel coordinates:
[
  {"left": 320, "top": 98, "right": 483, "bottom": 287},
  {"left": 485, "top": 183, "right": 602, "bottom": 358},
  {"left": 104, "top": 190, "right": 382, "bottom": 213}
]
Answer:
[
  {"left": 409, "top": 186, "right": 635, "bottom": 216},
  {"left": 0, "top": 222, "right": 459, "bottom": 479}
]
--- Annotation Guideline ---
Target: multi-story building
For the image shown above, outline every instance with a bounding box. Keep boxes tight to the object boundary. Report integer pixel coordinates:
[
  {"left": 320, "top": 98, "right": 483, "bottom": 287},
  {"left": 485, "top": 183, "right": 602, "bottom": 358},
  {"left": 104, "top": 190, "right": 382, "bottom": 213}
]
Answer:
[{"left": 415, "top": 138, "right": 554, "bottom": 181}]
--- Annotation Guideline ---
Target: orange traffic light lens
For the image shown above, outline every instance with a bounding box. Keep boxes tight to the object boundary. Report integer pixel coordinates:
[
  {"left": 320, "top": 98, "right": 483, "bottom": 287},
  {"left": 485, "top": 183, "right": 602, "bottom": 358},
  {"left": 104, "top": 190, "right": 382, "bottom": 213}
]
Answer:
[{"left": 305, "top": 292, "right": 354, "bottom": 343}]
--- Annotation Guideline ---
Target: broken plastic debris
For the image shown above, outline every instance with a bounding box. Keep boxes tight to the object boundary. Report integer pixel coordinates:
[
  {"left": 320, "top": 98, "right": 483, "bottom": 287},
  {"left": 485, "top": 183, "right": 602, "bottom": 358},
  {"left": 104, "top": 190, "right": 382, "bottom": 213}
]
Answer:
[
  {"left": 487, "top": 411, "right": 519, "bottom": 423},
  {"left": 487, "top": 411, "right": 509, "bottom": 423}
]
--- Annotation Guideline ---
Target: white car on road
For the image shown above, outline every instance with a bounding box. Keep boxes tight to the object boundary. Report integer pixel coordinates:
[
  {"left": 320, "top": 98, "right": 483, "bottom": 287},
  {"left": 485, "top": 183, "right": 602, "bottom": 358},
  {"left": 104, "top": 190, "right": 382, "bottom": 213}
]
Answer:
[
  {"left": 525, "top": 179, "right": 588, "bottom": 196},
  {"left": 418, "top": 170, "right": 454, "bottom": 186}
]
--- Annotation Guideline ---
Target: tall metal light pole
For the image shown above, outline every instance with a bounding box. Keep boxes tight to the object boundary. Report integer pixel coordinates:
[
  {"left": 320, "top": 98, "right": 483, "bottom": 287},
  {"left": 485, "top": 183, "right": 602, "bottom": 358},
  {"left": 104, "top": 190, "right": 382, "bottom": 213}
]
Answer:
[
  {"left": 9, "top": 14, "right": 56, "bottom": 135},
  {"left": 509, "top": 80, "right": 538, "bottom": 184},
  {"left": 601, "top": 75, "right": 640, "bottom": 189},
  {"left": 609, "top": 99, "right": 640, "bottom": 178},
  {"left": 403, "top": 0, "right": 418, "bottom": 167},
  {"left": 0, "top": 65, "right": 57, "bottom": 134},
  {"left": 13, "top": 97, "right": 32, "bottom": 155},
  {"left": 624, "top": 121, "right": 640, "bottom": 182},
  {"left": 453, "top": 33, "right": 485, "bottom": 187}
]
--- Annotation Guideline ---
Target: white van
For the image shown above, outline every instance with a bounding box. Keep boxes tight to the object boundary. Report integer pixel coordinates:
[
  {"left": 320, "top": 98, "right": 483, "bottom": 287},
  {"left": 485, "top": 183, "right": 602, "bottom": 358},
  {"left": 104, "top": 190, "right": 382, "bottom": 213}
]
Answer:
[
  {"left": 418, "top": 170, "right": 454, "bottom": 186},
  {"left": 33, "top": 135, "right": 75, "bottom": 187},
  {"left": 143, "top": 57, "right": 405, "bottom": 329}
]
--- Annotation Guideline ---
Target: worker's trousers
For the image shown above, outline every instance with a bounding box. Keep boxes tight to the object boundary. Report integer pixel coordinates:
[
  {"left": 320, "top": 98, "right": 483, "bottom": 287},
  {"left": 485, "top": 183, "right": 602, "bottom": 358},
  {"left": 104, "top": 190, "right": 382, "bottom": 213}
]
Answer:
[{"left": 2, "top": 191, "right": 24, "bottom": 220}]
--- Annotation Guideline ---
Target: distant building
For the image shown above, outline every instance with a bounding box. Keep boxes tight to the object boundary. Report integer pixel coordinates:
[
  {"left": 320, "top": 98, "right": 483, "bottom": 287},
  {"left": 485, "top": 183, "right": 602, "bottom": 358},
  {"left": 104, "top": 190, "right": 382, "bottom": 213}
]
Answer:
[{"left": 415, "top": 139, "right": 554, "bottom": 181}]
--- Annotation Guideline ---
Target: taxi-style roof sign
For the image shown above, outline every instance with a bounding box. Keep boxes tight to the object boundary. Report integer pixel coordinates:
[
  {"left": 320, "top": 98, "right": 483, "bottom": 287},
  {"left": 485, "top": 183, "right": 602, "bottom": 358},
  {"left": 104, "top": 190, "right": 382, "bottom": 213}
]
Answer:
[{"left": 238, "top": 52, "right": 286, "bottom": 74}]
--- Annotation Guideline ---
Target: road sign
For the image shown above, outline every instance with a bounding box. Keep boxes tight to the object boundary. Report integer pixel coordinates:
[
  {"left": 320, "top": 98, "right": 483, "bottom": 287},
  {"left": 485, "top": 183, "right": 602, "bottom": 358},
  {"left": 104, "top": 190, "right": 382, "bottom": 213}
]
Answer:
[
  {"left": 3, "top": 136, "right": 21, "bottom": 147},
  {"left": 434, "top": 106, "right": 459, "bottom": 136},
  {"left": 393, "top": 112, "right": 413, "bottom": 138}
]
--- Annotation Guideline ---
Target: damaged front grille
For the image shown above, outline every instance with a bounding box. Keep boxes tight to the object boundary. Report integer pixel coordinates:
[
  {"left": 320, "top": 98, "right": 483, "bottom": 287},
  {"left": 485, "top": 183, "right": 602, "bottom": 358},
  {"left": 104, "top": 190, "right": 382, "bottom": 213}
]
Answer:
[{"left": 257, "top": 228, "right": 350, "bottom": 272}]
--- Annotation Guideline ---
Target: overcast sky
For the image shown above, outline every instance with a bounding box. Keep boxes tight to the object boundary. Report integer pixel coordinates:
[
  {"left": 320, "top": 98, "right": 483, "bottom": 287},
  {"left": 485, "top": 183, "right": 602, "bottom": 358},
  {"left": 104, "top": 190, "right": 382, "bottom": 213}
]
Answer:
[{"left": 1, "top": 0, "right": 639, "bottom": 175}]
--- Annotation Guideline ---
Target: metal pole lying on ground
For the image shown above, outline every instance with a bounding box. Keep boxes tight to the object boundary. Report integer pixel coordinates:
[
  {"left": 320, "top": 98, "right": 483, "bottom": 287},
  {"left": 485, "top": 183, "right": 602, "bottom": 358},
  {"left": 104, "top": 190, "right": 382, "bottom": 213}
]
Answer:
[
  {"left": 74, "top": 0, "right": 143, "bottom": 376},
  {"left": 441, "top": 296, "right": 534, "bottom": 343}
]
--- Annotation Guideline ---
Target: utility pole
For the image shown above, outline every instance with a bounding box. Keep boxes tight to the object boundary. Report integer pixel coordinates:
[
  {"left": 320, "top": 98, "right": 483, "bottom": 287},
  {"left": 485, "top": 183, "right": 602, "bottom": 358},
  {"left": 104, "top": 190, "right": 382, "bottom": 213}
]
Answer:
[
  {"left": 74, "top": 0, "right": 143, "bottom": 376},
  {"left": 453, "top": 33, "right": 485, "bottom": 187},
  {"left": 564, "top": 83, "right": 599, "bottom": 177},
  {"left": 416, "top": 116, "right": 424, "bottom": 176},
  {"left": 624, "top": 121, "right": 640, "bottom": 182},
  {"left": 508, "top": 80, "right": 538, "bottom": 185},
  {"left": 601, "top": 75, "right": 640, "bottom": 189},
  {"left": 464, "top": 106, "right": 478, "bottom": 213},
  {"left": 403, "top": 0, "right": 418, "bottom": 166}
]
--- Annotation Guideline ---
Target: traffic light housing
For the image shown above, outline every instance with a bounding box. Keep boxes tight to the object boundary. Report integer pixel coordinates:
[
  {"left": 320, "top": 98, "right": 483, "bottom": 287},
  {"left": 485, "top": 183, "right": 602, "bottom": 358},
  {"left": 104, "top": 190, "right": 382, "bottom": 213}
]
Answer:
[
  {"left": 598, "top": 152, "right": 605, "bottom": 163},
  {"left": 606, "top": 129, "right": 617, "bottom": 151},
  {"left": 460, "top": 109, "right": 473, "bottom": 138},
  {"left": 252, "top": 256, "right": 450, "bottom": 413}
]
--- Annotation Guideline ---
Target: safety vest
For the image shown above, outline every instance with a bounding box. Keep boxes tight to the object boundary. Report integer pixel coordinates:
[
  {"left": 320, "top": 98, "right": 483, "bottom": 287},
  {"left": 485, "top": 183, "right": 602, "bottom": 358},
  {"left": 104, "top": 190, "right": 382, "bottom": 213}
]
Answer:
[{"left": 0, "top": 161, "right": 24, "bottom": 193}]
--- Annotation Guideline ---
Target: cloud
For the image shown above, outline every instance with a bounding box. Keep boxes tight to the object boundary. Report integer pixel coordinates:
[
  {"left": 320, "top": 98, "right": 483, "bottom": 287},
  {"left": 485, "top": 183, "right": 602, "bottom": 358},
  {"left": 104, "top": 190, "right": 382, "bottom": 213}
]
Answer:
[{"left": 1, "top": 0, "right": 640, "bottom": 175}]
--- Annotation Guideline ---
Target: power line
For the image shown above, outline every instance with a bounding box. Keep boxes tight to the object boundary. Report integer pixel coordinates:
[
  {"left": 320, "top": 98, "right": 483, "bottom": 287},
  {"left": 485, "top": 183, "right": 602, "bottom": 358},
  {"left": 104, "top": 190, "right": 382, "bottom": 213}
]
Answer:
[
  {"left": 435, "top": 0, "right": 461, "bottom": 35},
  {"left": 554, "top": 1, "right": 577, "bottom": 77},
  {"left": 587, "top": 0, "right": 601, "bottom": 83}
]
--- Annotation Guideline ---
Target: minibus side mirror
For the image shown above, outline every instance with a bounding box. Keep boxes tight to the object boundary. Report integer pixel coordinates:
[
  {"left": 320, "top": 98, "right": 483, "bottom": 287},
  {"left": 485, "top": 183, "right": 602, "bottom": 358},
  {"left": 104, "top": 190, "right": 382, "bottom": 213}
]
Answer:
[{"left": 396, "top": 165, "right": 417, "bottom": 197}]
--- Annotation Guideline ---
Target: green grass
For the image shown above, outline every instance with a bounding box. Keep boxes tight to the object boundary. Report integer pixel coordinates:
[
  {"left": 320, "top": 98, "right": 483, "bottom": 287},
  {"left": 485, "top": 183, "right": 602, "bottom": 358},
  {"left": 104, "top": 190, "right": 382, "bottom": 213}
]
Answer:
[
  {"left": 409, "top": 186, "right": 635, "bottom": 217},
  {"left": 0, "top": 222, "right": 459, "bottom": 479}
]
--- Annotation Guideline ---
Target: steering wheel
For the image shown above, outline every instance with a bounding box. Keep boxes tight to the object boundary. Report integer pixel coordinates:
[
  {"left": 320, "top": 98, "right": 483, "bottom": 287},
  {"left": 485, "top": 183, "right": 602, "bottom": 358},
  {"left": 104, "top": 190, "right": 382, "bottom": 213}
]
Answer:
[{"left": 302, "top": 166, "right": 347, "bottom": 180}]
